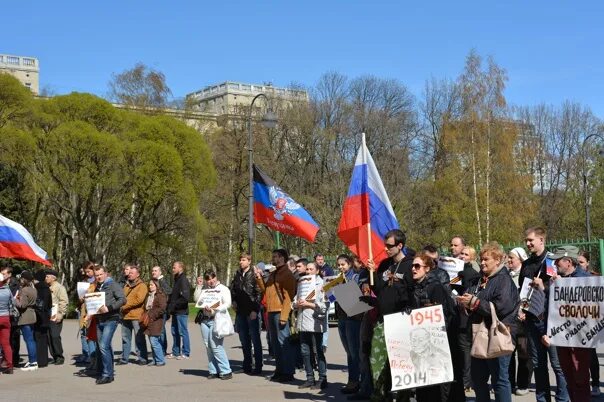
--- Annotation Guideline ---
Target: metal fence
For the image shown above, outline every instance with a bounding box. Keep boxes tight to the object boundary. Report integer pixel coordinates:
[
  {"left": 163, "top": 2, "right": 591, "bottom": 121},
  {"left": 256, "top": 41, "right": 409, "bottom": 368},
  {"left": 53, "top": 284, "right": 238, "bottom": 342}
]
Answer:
[{"left": 326, "top": 238, "right": 604, "bottom": 274}]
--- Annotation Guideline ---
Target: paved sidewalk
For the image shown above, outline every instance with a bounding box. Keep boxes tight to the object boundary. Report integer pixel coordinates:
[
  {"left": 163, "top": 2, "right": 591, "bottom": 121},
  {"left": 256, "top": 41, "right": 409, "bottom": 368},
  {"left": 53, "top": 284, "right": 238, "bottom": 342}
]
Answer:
[{"left": 2, "top": 319, "right": 603, "bottom": 401}]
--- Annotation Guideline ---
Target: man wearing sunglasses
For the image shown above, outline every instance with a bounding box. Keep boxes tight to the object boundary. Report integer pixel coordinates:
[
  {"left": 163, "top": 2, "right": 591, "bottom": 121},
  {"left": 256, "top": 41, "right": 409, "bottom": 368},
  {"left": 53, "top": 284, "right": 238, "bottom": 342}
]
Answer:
[{"left": 364, "top": 229, "right": 415, "bottom": 401}]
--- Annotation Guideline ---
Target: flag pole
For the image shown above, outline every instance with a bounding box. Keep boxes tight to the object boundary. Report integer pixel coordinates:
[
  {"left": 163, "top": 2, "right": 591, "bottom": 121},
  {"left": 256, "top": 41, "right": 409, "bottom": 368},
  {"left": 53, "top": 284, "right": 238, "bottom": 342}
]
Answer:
[{"left": 362, "top": 133, "right": 374, "bottom": 286}]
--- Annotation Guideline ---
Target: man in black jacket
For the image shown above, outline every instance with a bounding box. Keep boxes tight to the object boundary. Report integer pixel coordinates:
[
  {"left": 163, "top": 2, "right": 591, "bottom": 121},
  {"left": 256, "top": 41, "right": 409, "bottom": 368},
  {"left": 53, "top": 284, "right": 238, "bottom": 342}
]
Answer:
[
  {"left": 167, "top": 261, "right": 190, "bottom": 359},
  {"left": 519, "top": 227, "right": 568, "bottom": 402},
  {"left": 230, "top": 252, "right": 263, "bottom": 374},
  {"left": 365, "top": 229, "right": 414, "bottom": 402}
]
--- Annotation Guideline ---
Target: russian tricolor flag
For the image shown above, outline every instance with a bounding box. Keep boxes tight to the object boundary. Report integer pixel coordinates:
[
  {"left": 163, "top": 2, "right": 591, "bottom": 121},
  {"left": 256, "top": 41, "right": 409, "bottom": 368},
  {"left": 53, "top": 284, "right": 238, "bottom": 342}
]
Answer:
[
  {"left": 0, "top": 214, "right": 52, "bottom": 266},
  {"left": 337, "top": 134, "right": 399, "bottom": 266},
  {"left": 253, "top": 165, "right": 319, "bottom": 242}
]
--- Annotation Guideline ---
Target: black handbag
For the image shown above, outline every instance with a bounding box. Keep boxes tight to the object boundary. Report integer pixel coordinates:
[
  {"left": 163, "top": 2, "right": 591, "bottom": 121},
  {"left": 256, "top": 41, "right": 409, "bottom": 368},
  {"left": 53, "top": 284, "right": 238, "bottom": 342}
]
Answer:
[{"left": 194, "top": 310, "right": 204, "bottom": 324}]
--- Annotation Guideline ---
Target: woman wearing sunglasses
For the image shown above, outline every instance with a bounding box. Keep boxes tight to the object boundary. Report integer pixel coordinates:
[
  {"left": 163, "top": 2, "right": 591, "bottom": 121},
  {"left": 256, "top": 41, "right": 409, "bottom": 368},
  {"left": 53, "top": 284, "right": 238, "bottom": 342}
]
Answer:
[{"left": 409, "top": 252, "right": 464, "bottom": 402}]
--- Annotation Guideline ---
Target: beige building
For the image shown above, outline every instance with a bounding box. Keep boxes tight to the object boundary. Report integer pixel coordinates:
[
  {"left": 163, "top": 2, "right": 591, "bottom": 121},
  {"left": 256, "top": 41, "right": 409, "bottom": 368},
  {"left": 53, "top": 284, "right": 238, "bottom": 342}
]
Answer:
[
  {"left": 0, "top": 54, "right": 39, "bottom": 94},
  {"left": 186, "top": 81, "right": 308, "bottom": 116}
]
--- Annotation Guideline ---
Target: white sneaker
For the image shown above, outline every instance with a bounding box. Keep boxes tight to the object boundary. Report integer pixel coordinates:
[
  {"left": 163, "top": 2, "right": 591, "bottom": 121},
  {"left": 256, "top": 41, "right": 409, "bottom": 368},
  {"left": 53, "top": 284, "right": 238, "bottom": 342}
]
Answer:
[
  {"left": 592, "top": 386, "right": 601, "bottom": 396},
  {"left": 515, "top": 389, "right": 529, "bottom": 396},
  {"left": 21, "top": 362, "right": 38, "bottom": 371}
]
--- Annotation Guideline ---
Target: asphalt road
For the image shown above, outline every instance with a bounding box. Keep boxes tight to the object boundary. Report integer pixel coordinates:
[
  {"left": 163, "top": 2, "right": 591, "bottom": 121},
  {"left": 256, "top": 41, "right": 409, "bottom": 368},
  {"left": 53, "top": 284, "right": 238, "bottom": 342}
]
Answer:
[{"left": 2, "top": 319, "right": 603, "bottom": 401}]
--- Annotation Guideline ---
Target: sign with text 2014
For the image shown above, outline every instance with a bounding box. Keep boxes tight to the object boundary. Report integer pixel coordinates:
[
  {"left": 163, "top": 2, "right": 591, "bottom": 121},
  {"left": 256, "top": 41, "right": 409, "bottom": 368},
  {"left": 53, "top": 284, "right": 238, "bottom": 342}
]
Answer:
[
  {"left": 548, "top": 276, "right": 604, "bottom": 348},
  {"left": 384, "top": 305, "right": 453, "bottom": 391}
]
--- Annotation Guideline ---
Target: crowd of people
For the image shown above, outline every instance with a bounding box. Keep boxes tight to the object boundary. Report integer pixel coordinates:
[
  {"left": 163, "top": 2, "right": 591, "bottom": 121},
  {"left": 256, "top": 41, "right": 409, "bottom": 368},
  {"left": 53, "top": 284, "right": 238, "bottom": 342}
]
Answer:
[{"left": 0, "top": 226, "right": 601, "bottom": 402}]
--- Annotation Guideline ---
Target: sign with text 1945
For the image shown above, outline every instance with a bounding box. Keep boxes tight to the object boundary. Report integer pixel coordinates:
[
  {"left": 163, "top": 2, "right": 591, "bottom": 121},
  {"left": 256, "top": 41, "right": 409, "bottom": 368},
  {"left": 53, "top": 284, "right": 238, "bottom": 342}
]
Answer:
[
  {"left": 383, "top": 305, "right": 453, "bottom": 391},
  {"left": 547, "top": 276, "right": 604, "bottom": 348}
]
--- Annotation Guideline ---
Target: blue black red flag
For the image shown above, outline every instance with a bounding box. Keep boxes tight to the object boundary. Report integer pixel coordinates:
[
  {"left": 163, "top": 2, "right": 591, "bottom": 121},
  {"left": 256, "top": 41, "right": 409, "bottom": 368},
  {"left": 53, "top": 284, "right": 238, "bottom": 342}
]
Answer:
[{"left": 253, "top": 165, "right": 319, "bottom": 242}]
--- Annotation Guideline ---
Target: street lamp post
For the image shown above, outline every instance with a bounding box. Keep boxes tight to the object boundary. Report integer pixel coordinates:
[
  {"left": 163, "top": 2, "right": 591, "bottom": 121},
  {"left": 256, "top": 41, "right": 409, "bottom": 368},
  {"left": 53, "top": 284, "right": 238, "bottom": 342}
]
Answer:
[
  {"left": 247, "top": 93, "right": 277, "bottom": 259},
  {"left": 581, "top": 133, "right": 604, "bottom": 241}
]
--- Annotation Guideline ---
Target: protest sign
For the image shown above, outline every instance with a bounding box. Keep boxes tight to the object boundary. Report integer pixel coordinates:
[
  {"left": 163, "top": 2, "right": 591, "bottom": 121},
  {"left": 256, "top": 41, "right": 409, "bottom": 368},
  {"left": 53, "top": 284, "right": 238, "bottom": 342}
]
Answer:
[
  {"left": 77, "top": 282, "right": 90, "bottom": 299},
  {"left": 437, "top": 257, "right": 464, "bottom": 281},
  {"left": 331, "top": 281, "right": 372, "bottom": 316},
  {"left": 384, "top": 305, "right": 453, "bottom": 391},
  {"left": 322, "top": 274, "right": 344, "bottom": 303},
  {"left": 195, "top": 288, "right": 222, "bottom": 309},
  {"left": 519, "top": 279, "right": 532, "bottom": 301},
  {"left": 547, "top": 276, "right": 604, "bottom": 348},
  {"left": 296, "top": 275, "right": 317, "bottom": 300},
  {"left": 84, "top": 292, "right": 105, "bottom": 315}
]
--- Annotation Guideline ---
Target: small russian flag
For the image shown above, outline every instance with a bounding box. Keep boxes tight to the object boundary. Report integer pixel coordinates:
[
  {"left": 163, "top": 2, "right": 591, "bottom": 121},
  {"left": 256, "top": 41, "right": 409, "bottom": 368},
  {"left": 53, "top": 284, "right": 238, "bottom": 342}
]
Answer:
[{"left": 0, "top": 214, "right": 52, "bottom": 266}]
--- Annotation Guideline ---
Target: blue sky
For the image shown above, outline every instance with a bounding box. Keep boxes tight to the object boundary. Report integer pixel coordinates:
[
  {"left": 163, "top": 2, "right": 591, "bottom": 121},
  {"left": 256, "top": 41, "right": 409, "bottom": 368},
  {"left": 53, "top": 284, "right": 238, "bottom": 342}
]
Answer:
[{"left": 4, "top": 1, "right": 604, "bottom": 116}]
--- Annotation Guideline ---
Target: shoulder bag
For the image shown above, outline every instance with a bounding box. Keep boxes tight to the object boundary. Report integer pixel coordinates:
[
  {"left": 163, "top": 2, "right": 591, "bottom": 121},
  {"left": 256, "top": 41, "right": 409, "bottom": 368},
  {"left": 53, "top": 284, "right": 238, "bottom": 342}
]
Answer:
[{"left": 471, "top": 302, "right": 514, "bottom": 359}]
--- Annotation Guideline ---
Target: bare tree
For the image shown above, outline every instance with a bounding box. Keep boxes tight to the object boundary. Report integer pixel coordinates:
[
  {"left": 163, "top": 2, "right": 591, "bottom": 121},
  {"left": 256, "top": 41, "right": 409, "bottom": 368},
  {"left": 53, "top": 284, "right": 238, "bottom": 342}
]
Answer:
[{"left": 108, "top": 63, "right": 172, "bottom": 110}]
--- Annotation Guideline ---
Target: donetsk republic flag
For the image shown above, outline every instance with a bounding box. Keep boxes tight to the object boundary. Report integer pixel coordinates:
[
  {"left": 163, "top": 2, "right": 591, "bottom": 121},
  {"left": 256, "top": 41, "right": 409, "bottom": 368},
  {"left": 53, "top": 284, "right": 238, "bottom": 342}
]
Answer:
[{"left": 253, "top": 165, "right": 319, "bottom": 242}]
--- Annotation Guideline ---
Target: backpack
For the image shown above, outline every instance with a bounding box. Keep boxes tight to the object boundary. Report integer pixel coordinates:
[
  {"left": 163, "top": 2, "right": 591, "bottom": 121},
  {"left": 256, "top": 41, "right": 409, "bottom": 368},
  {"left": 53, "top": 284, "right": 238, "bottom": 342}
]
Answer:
[{"left": 33, "top": 295, "right": 50, "bottom": 322}]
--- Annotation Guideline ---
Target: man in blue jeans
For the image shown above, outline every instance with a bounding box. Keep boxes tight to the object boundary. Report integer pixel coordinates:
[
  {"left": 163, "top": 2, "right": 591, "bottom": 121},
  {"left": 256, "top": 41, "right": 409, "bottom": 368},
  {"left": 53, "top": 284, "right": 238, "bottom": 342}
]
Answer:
[
  {"left": 520, "top": 227, "right": 568, "bottom": 402},
  {"left": 230, "top": 252, "right": 263, "bottom": 374},
  {"left": 167, "top": 261, "right": 190, "bottom": 359},
  {"left": 255, "top": 249, "right": 296, "bottom": 383},
  {"left": 90, "top": 265, "right": 125, "bottom": 385}
]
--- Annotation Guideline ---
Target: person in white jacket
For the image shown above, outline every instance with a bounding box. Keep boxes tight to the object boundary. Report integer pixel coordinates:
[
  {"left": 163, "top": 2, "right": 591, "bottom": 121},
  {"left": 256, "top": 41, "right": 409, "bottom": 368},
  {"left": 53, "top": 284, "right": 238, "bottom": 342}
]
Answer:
[
  {"left": 292, "top": 262, "right": 327, "bottom": 390},
  {"left": 193, "top": 270, "right": 233, "bottom": 380}
]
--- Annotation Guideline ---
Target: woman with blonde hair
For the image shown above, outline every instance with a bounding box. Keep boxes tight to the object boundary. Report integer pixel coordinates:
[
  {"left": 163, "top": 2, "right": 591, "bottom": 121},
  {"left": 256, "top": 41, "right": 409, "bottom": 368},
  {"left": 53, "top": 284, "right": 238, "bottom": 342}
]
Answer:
[
  {"left": 459, "top": 246, "right": 480, "bottom": 272},
  {"left": 458, "top": 242, "right": 519, "bottom": 402}
]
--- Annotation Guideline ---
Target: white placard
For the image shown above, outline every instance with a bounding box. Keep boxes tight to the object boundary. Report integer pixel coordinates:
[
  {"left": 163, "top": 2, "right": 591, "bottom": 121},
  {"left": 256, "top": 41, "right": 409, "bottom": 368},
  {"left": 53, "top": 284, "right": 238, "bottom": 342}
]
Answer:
[
  {"left": 384, "top": 305, "right": 453, "bottom": 391},
  {"left": 77, "top": 282, "right": 91, "bottom": 299},
  {"left": 547, "top": 276, "right": 604, "bottom": 348},
  {"left": 331, "top": 281, "right": 372, "bottom": 316},
  {"left": 437, "top": 257, "right": 464, "bottom": 281},
  {"left": 195, "top": 288, "right": 222, "bottom": 309},
  {"left": 296, "top": 275, "right": 317, "bottom": 300},
  {"left": 519, "top": 279, "right": 532, "bottom": 301},
  {"left": 84, "top": 292, "right": 105, "bottom": 316}
]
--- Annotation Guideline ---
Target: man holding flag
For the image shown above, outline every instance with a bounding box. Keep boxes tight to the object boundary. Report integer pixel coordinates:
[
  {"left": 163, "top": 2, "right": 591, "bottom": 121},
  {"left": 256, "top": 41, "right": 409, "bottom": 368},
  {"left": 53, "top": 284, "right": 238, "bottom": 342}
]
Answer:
[
  {"left": 337, "top": 134, "right": 411, "bottom": 401},
  {"left": 254, "top": 249, "right": 296, "bottom": 383}
]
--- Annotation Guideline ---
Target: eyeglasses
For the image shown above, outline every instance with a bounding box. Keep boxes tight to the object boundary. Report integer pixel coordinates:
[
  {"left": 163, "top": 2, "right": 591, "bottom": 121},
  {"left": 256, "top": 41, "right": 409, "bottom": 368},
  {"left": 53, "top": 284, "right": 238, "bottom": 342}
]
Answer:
[
  {"left": 384, "top": 243, "right": 398, "bottom": 249},
  {"left": 411, "top": 263, "right": 426, "bottom": 269}
]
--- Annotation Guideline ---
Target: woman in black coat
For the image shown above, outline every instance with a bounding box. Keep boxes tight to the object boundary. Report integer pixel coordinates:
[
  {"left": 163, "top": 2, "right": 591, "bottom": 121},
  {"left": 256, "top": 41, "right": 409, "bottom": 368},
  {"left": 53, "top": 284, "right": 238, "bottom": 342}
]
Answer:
[
  {"left": 409, "top": 251, "right": 464, "bottom": 402},
  {"left": 33, "top": 270, "right": 52, "bottom": 368}
]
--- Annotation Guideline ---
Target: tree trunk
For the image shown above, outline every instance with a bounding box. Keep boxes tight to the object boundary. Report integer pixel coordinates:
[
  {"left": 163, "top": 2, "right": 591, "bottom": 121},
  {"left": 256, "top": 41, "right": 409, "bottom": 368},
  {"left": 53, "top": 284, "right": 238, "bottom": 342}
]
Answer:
[{"left": 470, "top": 125, "right": 483, "bottom": 244}]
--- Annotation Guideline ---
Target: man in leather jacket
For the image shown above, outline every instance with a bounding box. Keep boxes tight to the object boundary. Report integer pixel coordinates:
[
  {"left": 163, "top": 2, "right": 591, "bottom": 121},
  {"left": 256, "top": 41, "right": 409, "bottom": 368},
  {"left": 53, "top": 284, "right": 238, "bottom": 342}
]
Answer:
[{"left": 230, "top": 253, "right": 263, "bottom": 374}]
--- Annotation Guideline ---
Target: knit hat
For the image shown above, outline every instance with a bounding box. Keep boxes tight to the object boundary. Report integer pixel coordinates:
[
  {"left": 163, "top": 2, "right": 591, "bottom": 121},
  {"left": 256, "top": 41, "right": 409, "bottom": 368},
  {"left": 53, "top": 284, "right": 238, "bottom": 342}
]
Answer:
[{"left": 509, "top": 247, "right": 528, "bottom": 262}]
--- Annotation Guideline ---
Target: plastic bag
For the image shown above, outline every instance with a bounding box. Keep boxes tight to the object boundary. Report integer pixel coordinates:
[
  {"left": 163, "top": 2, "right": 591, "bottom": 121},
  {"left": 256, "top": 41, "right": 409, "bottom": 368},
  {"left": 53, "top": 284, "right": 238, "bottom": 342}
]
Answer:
[{"left": 212, "top": 311, "right": 234, "bottom": 338}]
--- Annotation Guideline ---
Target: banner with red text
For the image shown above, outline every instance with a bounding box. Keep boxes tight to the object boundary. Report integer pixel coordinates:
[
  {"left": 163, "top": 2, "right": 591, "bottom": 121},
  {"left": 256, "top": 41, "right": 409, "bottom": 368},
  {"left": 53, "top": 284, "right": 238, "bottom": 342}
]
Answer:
[{"left": 383, "top": 305, "right": 453, "bottom": 391}]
